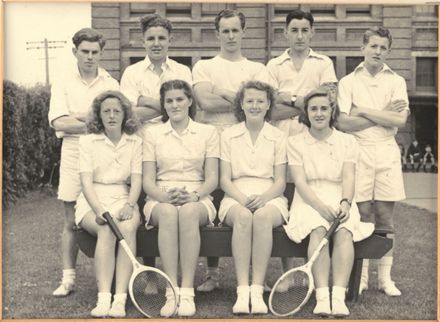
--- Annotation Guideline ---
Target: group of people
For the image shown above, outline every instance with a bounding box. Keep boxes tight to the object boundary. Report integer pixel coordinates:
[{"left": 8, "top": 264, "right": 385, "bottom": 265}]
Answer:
[
  {"left": 400, "top": 140, "right": 437, "bottom": 172},
  {"left": 48, "top": 8, "right": 409, "bottom": 318}
]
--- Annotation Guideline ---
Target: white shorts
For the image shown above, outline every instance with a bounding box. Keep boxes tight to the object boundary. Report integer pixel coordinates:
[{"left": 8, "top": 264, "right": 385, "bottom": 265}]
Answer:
[
  {"left": 143, "top": 181, "right": 217, "bottom": 228},
  {"left": 356, "top": 139, "right": 406, "bottom": 203},
  {"left": 58, "top": 137, "right": 81, "bottom": 202},
  {"left": 218, "top": 177, "right": 289, "bottom": 223}
]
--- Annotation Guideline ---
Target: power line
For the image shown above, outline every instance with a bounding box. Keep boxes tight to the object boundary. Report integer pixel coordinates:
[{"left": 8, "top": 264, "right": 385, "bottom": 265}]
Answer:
[{"left": 26, "top": 38, "right": 66, "bottom": 85}]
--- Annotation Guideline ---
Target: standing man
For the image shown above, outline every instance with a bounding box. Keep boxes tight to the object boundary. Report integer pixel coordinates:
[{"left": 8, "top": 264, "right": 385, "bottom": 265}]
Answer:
[
  {"left": 120, "top": 14, "right": 192, "bottom": 129},
  {"left": 266, "top": 9, "right": 337, "bottom": 290},
  {"left": 192, "top": 9, "right": 271, "bottom": 293},
  {"left": 49, "top": 28, "right": 119, "bottom": 296},
  {"left": 336, "top": 27, "right": 409, "bottom": 297}
]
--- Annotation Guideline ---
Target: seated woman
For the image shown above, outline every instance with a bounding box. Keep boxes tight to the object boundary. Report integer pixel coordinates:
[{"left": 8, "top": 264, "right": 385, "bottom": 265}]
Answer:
[
  {"left": 219, "top": 81, "right": 288, "bottom": 314},
  {"left": 75, "top": 91, "right": 142, "bottom": 318},
  {"left": 142, "top": 80, "right": 219, "bottom": 317},
  {"left": 284, "top": 86, "right": 374, "bottom": 317}
]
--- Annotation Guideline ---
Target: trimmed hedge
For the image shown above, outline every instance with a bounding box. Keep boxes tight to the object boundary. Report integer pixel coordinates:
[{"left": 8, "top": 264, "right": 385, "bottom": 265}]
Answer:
[{"left": 3, "top": 81, "right": 61, "bottom": 208}]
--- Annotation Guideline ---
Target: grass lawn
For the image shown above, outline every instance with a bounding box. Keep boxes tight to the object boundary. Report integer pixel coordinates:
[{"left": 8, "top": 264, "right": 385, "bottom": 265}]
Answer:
[{"left": 2, "top": 190, "right": 437, "bottom": 319}]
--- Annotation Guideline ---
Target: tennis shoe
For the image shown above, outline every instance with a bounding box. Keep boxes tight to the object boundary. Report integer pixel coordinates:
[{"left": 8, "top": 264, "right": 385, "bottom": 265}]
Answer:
[
  {"left": 250, "top": 285, "right": 267, "bottom": 314},
  {"left": 52, "top": 283, "right": 74, "bottom": 297},
  {"left": 108, "top": 300, "right": 126, "bottom": 318},
  {"left": 313, "top": 299, "right": 331, "bottom": 317},
  {"left": 378, "top": 280, "right": 401, "bottom": 296},
  {"left": 233, "top": 286, "right": 250, "bottom": 314},
  {"left": 331, "top": 298, "right": 349, "bottom": 317},
  {"left": 91, "top": 302, "right": 110, "bottom": 317},
  {"left": 359, "top": 280, "right": 368, "bottom": 295},
  {"left": 177, "top": 296, "right": 196, "bottom": 316},
  {"left": 161, "top": 297, "right": 177, "bottom": 317},
  {"left": 196, "top": 276, "right": 219, "bottom": 292}
]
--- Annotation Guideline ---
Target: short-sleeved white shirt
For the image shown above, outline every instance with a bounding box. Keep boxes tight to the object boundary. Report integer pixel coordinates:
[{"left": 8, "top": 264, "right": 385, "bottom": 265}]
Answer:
[
  {"left": 192, "top": 55, "right": 272, "bottom": 128},
  {"left": 267, "top": 48, "right": 337, "bottom": 136},
  {"left": 221, "top": 122, "right": 287, "bottom": 180},
  {"left": 337, "top": 62, "right": 409, "bottom": 143},
  {"left": 287, "top": 129, "right": 359, "bottom": 183},
  {"left": 143, "top": 119, "right": 219, "bottom": 182},
  {"left": 120, "top": 56, "right": 193, "bottom": 125},
  {"left": 79, "top": 133, "right": 142, "bottom": 184},
  {"left": 48, "top": 66, "right": 119, "bottom": 138}
]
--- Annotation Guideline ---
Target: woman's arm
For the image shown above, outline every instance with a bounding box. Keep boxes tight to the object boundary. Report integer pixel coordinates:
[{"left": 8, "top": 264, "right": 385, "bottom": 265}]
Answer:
[
  {"left": 220, "top": 160, "right": 249, "bottom": 206},
  {"left": 80, "top": 172, "right": 106, "bottom": 222},
  {"left": 142, "top": 161, "right": 170, "bottom": 203},
  {"left": 338, "top": 162, "right": 356, "bottom": 222},
  {"left": 118, "top": 173, "right": 142, "bottom": 221},
  {"left": 291, "top": 165, "right": 338, "bottom": 222}
]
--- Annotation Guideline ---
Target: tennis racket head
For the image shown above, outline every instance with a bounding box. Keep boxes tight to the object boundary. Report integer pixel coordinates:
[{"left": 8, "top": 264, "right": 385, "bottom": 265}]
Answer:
[
  {"left": 129, "top": 265, "right": 178, "bottom": 318},
  {"left": 269, "top": 267, "right": 314, "bottom": 316}
]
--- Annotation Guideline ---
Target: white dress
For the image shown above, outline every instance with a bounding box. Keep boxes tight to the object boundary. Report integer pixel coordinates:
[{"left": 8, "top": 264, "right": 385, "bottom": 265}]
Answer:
[{"left": 284, "top": 129, "right": 374, "bottom": 243}]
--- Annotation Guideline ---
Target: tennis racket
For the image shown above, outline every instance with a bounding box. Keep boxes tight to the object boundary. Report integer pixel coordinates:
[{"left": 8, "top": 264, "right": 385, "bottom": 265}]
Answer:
[
  {"left": 103, "top": 212, "right": 178, "bottom": 318},
  {"left": 269, "top": 217, "right": 341, "bottom": 316}
]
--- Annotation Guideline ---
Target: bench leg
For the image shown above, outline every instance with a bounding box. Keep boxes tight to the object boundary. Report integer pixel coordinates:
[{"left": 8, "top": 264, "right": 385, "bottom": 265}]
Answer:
[
  {"left": 347, "top": 258, "right": 363, "bottom": 302},
  {"left": 143, "top": 257, "right": 156, "bottom": 267}
]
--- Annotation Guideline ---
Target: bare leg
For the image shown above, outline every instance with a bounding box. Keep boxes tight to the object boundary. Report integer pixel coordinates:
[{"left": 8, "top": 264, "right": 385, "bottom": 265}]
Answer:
[
  {"left": 62, "top": 201, "right": 79, "bottom": 269},
  {"left": 332, "top": 228, "right": 354, "bottom": 287},
  {"left": 309, "top": 227, "right": 330, "bottom": 288}
]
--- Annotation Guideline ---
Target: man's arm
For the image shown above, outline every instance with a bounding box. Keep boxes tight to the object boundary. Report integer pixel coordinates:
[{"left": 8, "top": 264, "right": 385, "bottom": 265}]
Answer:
[
  {"left": 52, "top": 115, "right": 87, "bottom": 135},
  {"left": 193, "top": 82, "right": 234, "bottom": 113},
  {"left": 335, "top": 112, "right": 376, "bottom": 133},
  {"left": 270, "top": 92, "right": 302, "bottom": 121},
  {"left": 134, "top": 106, "right": 161, "bottom": 122},
  {"left": 351, "top": 100, "right": 409, "bottom": 129}
]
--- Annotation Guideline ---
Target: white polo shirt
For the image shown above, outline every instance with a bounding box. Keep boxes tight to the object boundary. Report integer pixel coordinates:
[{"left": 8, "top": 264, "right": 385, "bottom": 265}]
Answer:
[
  {"left": 337, "top": 62, "right": 409, "bottom": 143},
  {"left": 48, "top": 65, "right": 119, "bottom": 138},
  {"left": 120, "top": 56, "right": 193, "bottom": 125},
  {"left": 267, "top": 48, "right": 337, "bottom": 136},
  {"left": 192, "top": 55, "right": 272, "bottom": 129}
]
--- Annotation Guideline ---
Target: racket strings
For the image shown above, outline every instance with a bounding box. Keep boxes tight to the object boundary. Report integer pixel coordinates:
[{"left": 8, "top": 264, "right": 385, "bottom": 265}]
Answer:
[
  {"left": 131, "top": 270, "right": 176, "bottom": 318},
  {"left": 270, "top": 270, "right": 311, "bottom": 316}
]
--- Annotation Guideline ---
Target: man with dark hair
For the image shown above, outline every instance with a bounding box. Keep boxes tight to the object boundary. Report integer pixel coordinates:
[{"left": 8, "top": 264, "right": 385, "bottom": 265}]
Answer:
[
  {"left": 120, "top": 14, "right": 192, "bottom": 129},
  {"left": 48, "top": 27, "right": 119, "bottom": 297},
  {"left": 337, "top": 26, "right": 409, "bottom": 297},
  {"left": 266, "top": 9, "right": 338, "bottom": 292},
  {"left": 192, "top": 8, "right": 271, "bottom": 294}
]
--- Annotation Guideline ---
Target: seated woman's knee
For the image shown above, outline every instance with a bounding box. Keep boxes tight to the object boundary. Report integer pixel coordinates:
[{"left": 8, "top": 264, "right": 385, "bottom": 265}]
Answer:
[
  {"left": 334, "top": 228, "right": 353, "bottom": 245},
  {"left": 97, "top": 224, "right": 117, "bottom": 242},
  {"left": 252, "top": 207, "right": 273, "bottom": 229},
  {"left": 154, "top": 203, "right": 178, "bottom": 226},
  {"left": 233, "top": 207, "right": 253, "bottom": 228},
  {"left": 311, "top": 226, "right": 327, "bottom": 239}
]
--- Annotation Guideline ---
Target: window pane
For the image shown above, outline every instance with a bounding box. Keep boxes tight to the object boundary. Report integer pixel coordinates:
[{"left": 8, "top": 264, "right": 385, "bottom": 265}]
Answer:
[
  {"left": 416, "top": 57, "right": 438, "bottom": 91},
  {"left": 346, "top": 57, "right": 363, "bottom": 74}
]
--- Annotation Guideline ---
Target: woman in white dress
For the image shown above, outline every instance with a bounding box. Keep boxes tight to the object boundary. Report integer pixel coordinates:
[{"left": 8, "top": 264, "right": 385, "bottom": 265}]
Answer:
[
  {"left": 284, "top": 85, "right": 374, "bottom": 317},
  {"left": 219, "top": 80, "right": 288, "bottom": 314},
  {"left": 142, "top": 80, "right": 219, "bottom": 317},
  {"left": 75, "top": 91, "right": 142, "bottom": 318}
]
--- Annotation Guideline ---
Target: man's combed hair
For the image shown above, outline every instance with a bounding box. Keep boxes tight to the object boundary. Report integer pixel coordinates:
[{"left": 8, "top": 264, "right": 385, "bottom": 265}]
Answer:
[
  {"left": 234, "top": 81, "right": 276, "bottom": 122},
  {"left": 214, "top": 9, "right": 246, "bottom": 31},
  {"left": 363, "top": 27, "right": 393, "bottom": 48},
  {"left": 159, "top": 80, "right": 197, "bottom": 122},
  {"left": 285, "top": 9, "right": 314, "bottom": 27},
  {"left": 87, "top": 91, "right": 139, "bottom": 135},
  {"left": 140, "top": 14, "right": 173, "bottom": 34},
  {"left": 72, "top": 28, "right": 106, "bottom": 49}
]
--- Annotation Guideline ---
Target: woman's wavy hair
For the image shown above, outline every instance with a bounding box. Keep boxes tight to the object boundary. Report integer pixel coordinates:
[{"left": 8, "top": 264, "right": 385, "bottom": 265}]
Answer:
[
  {"left": 299, "top": 84, "right": 340, "bottom": 128},
  {"left": 234, "top": 80, "right": 276, "bottom": 122},
  {"left": 87, "top": 90, "right": 139, "bottom": 135},
  {"left": 160, "top": 79, "right": 196, "bottom": 122}
]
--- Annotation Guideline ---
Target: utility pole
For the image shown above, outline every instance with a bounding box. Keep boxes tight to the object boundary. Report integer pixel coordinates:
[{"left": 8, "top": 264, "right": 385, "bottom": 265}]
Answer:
[{"left": 26, "top": 38, "right": 66, "bottom": 85}]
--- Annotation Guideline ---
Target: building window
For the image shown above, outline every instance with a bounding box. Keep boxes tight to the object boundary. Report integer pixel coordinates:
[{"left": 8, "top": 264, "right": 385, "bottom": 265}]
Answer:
[
  {"left": 273, "top": 4, "right": 300, "bottom": 17},
  {"left": 416, "top": 57, "right": 438, "bottom": 92},
  {"left": 346, "top": 57, "right": 363, "bottom": 74},
  {"left": 310, "top": 5, "right": 335, "bottom": 17},
  {"left": 346, "top": 5, "right": 371, "bottom": 17},
  {"left": 166, "top": 4, "right": 191, "bottom": 17}
]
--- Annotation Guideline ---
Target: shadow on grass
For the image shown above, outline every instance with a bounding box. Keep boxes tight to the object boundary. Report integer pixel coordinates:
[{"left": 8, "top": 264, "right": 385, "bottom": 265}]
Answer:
[{"left": 2, "top": 191, "right": 437, "bottom": 319}]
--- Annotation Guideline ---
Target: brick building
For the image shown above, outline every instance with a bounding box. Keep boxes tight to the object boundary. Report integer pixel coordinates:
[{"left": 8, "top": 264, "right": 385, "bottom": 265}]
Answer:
[{"left": 92, "top": 3, "right": 438, "bottom": 151}]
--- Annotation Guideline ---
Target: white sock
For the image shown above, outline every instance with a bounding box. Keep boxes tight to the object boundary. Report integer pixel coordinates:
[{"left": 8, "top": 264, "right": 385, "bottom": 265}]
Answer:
[
  {"left": 97, "top": 292, "right": 112, "bottom": 306},
  {"left": 361, "top": 259, "right": 369, "bottom": 282},
  {"left": 378, "top": 256, "right": 394, "bottom": 282},
  {"left": 332, "top": 286, "right": 347, "bottom": 301},
  {"left": 61, "top": 269, "right": 76, "bottom": 285},
  {"left": 315, "top": 287, "right": 330, "bottom": 300},
  {"left": 113, "top": 293, "right": 127, "bottom": 304}
]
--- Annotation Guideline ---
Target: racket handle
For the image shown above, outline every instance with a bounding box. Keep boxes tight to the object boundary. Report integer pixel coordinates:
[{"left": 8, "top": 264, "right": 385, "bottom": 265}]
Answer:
[
  {"left": 324, "top": 217, "right": 340, "bottom": 240},
  {"left": 102, "top": 212, "right": 124, "bottom": 241}
]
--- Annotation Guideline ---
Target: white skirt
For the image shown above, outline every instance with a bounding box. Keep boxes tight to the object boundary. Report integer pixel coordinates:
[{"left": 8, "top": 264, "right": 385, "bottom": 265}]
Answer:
[
  {"left": 284, "top": 180, "right": 374, "bottom": 243},
  {"left": 75, "top": 183, "right": 131, "bottom": 225},
  {"left": 218, "top": 177, "right": 289, "bottom": 223},
  {"left": 143, "top": 180, "right": 217, "bottom": 228}
]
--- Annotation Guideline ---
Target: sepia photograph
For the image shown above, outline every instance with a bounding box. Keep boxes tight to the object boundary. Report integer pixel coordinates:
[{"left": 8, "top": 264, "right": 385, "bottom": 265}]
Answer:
[{"left": 2, "top": 1, "right": 438, "bottom": 320}]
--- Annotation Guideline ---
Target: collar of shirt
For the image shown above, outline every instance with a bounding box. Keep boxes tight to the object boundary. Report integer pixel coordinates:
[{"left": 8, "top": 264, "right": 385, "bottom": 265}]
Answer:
[
  {"left": 142, "top": 55, "right": 171, "bottom": 72},
  {"left": 73, "top": 65, "right": 111, "bottom": 86},
  {"left": 92, "top": 132, "right": 135, "bottom": 149},
  {"left": 276, "top": 48, "right": 325, "bottom": 65},
  {"left": 160, "top": 118, "right": 200, "bottom": 136},
  {"left": 354, "top": 62, "right": 395, "bottom": 76},
  {"left": 229, "top": 121, "right": 280, "bottom": 142},
  {"left": 304, "top": 129, "right": 337, "bottom": 145}
]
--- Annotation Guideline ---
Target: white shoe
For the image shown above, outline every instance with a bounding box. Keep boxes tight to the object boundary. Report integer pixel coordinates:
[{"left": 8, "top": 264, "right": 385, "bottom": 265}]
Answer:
[
  {"left": 250, "top": 285, "right": 267, "bottom": 314},
  {"left": 161, "top": 297, "right": 177, "bottom": 317},
  {"left": 91, "top": 302, "right": 110, "bottom": 317},
  {"left": 313, "top": 299, "right": 331, "bottom": 317},
  {"left": 196, "top": 276, "right": 219, "bottom": 292},
  {"left": 108, "top": 301, "right": 126, "bottom": 318},
  {"left": 52, "top": 283, "right": 74, "bottom": 297},
  {"left": 359, "top": 280, "right": 368, "bottom": 295},
  {"left": 177, "top": 296, "right": 196, "bottom": 316},
  {"left": 331, "top": 298, "right": 349, "bottom": 317},
  {"left": 233, "top": 286, "right": 250, "bottom": 314},
  {"left": 379, "top": 280, "right": 401, "bottom": 296}
]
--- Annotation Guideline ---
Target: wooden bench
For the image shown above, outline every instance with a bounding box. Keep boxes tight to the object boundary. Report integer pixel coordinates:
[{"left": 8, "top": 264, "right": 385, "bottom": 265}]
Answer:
[{"left": 74, "top": 225, "right": 392, "bottom": 302}]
